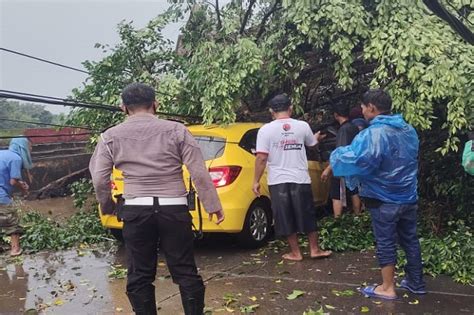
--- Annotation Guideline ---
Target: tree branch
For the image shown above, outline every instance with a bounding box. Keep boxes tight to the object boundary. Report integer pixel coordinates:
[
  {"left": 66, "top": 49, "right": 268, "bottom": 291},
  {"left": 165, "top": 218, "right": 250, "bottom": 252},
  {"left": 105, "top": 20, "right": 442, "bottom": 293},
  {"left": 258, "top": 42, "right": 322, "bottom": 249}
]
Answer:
[
  {"left": 422, "top": 0, "right": 474, "bottom": 44},
  {"left": 215, "top": 0, "right": 222, "bottom": 30},
  {"left": 240, "top": 0, "right": 257, "bottom": 35},
  {"left": 256, "top": 0, "right": 282, "bottom": 40}
]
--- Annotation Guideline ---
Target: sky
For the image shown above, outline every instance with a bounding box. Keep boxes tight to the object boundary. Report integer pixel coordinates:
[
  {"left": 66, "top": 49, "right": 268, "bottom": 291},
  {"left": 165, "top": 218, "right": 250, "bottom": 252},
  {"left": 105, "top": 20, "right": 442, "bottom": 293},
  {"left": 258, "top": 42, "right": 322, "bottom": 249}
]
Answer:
[{"left": 0, "top": 0, "right": 183, "bottom": 114}]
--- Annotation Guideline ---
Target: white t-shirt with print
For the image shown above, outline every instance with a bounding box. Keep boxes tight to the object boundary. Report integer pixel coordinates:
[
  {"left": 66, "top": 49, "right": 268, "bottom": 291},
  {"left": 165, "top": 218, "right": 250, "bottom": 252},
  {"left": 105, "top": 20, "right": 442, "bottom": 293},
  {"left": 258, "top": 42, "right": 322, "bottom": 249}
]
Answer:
[{"left": 256, "top": 118, "right": 317, "bottom": 185}]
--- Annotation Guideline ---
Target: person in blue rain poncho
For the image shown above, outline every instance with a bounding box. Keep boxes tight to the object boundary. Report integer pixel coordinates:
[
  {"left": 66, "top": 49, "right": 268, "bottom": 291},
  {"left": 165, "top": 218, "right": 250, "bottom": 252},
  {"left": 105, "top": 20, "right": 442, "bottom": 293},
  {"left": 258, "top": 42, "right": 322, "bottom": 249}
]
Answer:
[
  {"left": 0, "top": 138, "right": 32, "bottom": 256},
  {"left": 330, "top": 89, "right": 426, "bottom": 300}
]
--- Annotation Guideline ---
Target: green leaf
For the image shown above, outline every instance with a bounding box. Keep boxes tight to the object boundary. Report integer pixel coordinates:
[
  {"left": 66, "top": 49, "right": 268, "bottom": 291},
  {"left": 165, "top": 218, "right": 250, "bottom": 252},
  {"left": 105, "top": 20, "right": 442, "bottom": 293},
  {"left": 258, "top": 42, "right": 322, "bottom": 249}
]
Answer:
[
  {"left": 240, "top": 304, "right": 259, "bottom": 313},
  {"left": 286, "top": 290, "right": 305, "bottom": 300}
]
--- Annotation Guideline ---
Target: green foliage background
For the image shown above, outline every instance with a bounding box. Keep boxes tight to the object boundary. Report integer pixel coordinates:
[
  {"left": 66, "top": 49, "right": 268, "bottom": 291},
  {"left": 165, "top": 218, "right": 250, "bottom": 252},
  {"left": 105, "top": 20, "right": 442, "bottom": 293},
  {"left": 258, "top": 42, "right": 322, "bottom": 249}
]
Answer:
[
  {"left": 0, "top": 100, "right": 58, "bottom": 129},
  {"left": 69, "top": 0, "right": 472, "bottom": 147},
  {"left": 67, "top": 0, "right": 473, "bottom": 226},
  {"left": 64, "top": 0, "right": 473, "bottom": 282}
]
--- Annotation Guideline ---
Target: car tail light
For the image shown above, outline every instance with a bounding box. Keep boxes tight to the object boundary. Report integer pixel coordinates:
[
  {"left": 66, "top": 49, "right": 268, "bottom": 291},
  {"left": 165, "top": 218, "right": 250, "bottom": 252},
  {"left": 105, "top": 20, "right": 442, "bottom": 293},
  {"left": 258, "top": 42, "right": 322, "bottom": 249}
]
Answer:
[
  {"left": 111, "top": 181, "right": 118, "bottom": 191},
  {"left": 209, "top": 166, "right": 242, "bottom": 188}
]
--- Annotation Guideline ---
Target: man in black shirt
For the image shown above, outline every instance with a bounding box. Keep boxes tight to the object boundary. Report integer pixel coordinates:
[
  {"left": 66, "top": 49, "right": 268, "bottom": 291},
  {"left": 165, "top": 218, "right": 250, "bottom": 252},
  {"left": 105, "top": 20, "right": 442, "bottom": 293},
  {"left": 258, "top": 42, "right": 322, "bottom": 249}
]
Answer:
[{"left": 321, "top": 103, "right": 362, "bottom": 217}]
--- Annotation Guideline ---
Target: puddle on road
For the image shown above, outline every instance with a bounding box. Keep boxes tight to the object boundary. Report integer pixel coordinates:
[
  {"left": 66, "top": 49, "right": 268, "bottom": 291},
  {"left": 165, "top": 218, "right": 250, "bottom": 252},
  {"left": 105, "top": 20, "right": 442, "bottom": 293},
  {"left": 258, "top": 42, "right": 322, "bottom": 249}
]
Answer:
[
  {"left": 0, "top": 244, "right": 130, "bottom": 314},
  {"left": 18, "top": 197, "right": 79, "bottom": 222}
]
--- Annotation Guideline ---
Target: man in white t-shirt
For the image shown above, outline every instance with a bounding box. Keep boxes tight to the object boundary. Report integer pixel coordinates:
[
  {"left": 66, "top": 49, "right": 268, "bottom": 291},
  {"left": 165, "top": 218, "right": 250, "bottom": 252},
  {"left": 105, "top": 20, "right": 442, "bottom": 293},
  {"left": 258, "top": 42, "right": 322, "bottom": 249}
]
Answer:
[{"left": 253, "top": 94, "right": 332, "bottom": 261}]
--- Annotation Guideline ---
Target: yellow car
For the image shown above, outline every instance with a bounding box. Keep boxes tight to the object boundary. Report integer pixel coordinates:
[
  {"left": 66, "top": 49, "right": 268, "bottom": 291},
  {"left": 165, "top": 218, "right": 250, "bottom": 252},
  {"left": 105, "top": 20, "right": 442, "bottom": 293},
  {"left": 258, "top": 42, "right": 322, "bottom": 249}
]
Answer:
[{"left": 99, "top": 123, "right": 330, "bottom": 247}]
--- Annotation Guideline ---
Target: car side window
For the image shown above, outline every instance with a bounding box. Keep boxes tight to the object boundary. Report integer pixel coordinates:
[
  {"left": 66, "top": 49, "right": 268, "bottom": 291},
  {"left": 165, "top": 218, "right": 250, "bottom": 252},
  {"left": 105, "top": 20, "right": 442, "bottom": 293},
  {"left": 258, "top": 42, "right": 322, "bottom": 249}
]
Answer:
[{"left": 239, "top": 128, "right": 259, "bottom": 155}]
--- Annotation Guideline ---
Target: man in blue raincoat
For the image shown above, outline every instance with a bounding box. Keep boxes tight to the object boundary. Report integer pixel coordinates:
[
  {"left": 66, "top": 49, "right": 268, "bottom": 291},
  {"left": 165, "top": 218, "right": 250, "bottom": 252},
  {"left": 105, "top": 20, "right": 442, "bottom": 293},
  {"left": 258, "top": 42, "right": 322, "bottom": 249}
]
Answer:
[
  {"left": 330, "top": 89, "right": 425, "bottom": 300},
  {"left": 0, "top": 138, "right": 32, "bottom": 256}
]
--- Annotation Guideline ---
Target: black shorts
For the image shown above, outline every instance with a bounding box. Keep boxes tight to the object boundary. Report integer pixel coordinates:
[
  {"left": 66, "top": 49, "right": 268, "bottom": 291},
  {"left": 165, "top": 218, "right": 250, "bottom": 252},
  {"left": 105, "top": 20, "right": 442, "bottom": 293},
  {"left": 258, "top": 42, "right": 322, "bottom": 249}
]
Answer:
[
  {"left": 329, "top": 177, "right": 358, "bottom": 200},
  {"left": 268, "top": 183, "right": 317, "bottom": 237}
]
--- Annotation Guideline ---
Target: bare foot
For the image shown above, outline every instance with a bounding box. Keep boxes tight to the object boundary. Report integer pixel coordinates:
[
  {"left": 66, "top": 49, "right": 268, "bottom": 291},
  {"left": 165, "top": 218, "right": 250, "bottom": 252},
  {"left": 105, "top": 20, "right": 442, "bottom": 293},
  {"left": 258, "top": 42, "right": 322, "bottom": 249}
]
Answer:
[
  {"left": 310, "top": 250, "right": 332, "bottom": 259},
  {"left": 282, "top": 253, "right": 303, "bottom": 261},
  {"left": 10, "top": 248, "right": 23, "bottom": 257},
  {"left": 374, "top": 284, "right": 396, "bottom": 298}
]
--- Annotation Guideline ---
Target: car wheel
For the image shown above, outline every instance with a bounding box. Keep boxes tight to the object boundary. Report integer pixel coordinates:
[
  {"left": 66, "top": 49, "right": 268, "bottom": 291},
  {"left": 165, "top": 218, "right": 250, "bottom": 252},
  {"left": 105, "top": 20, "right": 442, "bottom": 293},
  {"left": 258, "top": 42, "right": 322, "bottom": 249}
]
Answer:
[
  {"left": 237, "top": 200, "right": 272, "bottom": 248},
  {"left": 109, "top": 228, "right": 124, "bottom": 242}
]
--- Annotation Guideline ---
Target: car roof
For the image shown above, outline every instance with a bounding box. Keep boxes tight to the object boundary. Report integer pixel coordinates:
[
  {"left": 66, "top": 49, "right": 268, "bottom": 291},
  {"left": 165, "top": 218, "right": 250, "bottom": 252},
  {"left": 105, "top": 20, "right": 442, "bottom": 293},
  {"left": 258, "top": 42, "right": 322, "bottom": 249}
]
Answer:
[{"left": 187, "top": 122, "right": 263, "bottom": 142}]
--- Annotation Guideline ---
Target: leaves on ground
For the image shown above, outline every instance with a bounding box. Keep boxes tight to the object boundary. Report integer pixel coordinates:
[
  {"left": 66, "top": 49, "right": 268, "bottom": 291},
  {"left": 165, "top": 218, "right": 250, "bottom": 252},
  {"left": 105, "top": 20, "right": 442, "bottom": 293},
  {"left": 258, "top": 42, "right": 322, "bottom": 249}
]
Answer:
[
  {"left": 287, "top": 290, "right": 305, "bottom": 300},
  {"left": 223, "top": 293, "right": 238, "bottom": 307},
  {"left": 53, "top": 299, "right": 64, "bottom": 306},
  {"left": 325, "top": 304, "right": 336, "bottom": 310},
  {"left": 240, "top": 304, "right": 259, "bottom": 313},
  {"left": 303, "top": 307, "right": 327, "bottom": 315},
  {"left": 108, "top": 264, "right": 127, "bottom": 279},
  {"left": 331, "top": 289, "right": 355, "bottom": 297},
  {"left": 360, "top": 306, "right": 370, "bottom": 312}
]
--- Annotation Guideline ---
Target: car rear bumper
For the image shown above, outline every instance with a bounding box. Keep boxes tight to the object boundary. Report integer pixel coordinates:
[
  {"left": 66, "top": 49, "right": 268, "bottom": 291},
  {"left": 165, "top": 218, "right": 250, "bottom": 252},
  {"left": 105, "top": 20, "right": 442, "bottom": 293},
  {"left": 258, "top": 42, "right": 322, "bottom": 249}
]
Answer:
[{"left": 98, "top": 203, "right": 249, "bottom": 233}]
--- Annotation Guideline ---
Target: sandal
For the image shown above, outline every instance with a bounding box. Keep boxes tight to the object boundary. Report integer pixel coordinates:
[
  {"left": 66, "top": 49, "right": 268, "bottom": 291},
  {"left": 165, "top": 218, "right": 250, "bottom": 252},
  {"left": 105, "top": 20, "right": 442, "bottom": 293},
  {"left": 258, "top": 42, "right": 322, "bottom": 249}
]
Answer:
[{"left": 360, "top": 285, "right": 397, "bottom": 300}]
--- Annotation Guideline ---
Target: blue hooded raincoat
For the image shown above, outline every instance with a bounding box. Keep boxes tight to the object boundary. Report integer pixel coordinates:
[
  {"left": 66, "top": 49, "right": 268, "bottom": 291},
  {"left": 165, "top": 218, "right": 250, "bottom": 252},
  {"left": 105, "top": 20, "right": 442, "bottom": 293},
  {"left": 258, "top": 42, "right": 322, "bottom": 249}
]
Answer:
[{"left": 330, "top": 114, "right": 419, "bottom": 204}]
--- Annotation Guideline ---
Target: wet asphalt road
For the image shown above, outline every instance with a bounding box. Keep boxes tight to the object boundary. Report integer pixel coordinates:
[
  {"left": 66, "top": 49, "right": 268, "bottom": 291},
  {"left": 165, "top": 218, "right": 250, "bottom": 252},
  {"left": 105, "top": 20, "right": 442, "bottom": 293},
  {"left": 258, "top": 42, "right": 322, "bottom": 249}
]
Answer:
[{"left": 1, "top": 235, "right": 473, "bottom": 315}]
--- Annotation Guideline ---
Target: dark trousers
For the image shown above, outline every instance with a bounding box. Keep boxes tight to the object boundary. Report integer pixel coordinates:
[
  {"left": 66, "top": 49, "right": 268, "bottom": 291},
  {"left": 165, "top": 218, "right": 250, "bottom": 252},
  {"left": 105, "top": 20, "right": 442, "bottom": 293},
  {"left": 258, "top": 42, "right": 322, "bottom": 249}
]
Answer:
[
  {"left": 268, "top": 183, "right": 317, "bottom": 237},
  {"left": 119, "top": 202, "right": 204, "bottom": 299},
  {"left": 368, "top": 203, "right": 425, "bottom": 290}
]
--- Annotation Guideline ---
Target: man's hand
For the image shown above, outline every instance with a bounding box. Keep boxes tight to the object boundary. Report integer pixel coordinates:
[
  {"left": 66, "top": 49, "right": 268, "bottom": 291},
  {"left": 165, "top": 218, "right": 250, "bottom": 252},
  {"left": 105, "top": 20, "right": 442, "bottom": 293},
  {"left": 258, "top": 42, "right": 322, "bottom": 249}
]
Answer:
[
  {"left": 315, "top": 131, "right": 326, "bottom": 143},
  {"left": 209, "top": 209, "right": 225, "bottom": 224},
  {"left": 100, "top": 199, "right": 117, "bottom": 215},
  {"left": 18, "top": 181, "right": 29, "bottom": 196},
  {"left": 252, "top": 181, "right": 261, "bottom": 197},
  {"left": 321, "top": 167, "right": 332, "bottom": 183}
]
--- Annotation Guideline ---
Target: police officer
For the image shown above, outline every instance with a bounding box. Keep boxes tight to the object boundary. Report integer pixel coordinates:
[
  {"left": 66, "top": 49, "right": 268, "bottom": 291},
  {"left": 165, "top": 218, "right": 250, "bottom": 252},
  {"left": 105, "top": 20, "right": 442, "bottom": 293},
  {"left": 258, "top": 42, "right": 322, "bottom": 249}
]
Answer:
[{"left": 89, "top": 83, "right": 224, "bottom": 315}]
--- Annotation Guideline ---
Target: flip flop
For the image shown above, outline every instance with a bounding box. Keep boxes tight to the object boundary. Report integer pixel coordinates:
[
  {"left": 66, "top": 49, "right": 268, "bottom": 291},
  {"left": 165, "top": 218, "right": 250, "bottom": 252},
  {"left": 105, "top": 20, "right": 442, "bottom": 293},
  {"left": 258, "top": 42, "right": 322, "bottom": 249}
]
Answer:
[
  {"left": 360, "top": 285, "right": 397, "bottom": 300},
  {"left": 310, "top": 250, "right": 332, "bottom": 259},
  {"left": 10, "top": 249, "right": 23, "bottom": 257}
]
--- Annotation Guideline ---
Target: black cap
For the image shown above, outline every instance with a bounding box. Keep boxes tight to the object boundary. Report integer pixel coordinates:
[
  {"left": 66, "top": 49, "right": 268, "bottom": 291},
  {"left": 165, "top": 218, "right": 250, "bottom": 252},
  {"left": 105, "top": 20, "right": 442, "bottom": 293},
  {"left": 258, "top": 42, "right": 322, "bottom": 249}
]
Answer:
[{"left": 268, "top": 94, "right": 291, "bottom": 112}]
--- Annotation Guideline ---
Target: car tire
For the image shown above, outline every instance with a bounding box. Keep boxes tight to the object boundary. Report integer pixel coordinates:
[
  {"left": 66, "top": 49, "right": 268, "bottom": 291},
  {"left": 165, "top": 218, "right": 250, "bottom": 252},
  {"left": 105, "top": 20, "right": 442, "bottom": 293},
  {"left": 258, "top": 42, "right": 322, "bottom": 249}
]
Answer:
[
  {"left": 109, "top": 228, "right": 124, "bottom": 242},
  {"left": 237, "top": 200, "right": 272, "bottom": 248}
]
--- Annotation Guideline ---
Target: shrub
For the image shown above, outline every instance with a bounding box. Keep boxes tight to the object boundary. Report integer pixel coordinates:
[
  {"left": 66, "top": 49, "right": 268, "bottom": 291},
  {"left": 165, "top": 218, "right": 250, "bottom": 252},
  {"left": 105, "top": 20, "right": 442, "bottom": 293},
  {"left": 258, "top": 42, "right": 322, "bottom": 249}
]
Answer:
[
  {"left": 20, "top": 209, "right": 108, "bottom": 252},
  {"left": 69, "top": 178, "right": 94, "bottom": 210},
  {"left": 318, "top": 214, "right": 374, "bottom": 251}
]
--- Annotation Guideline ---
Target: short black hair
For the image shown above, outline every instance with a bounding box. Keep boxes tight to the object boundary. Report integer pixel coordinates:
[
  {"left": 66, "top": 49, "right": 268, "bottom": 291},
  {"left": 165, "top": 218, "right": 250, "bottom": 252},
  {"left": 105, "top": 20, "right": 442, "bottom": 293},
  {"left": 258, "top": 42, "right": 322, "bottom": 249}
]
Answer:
[
  {"left": 332, "top": 102, "right": 350, "bottom": 117},
  {"left": 268, "top": 94, "right": 291, "bottom": 112},
  {"left": 362, "top": 89, "right": 392, "bottom": 113},
  {"left": 121, "top": 83, "right": 155, "bottom": 109}
]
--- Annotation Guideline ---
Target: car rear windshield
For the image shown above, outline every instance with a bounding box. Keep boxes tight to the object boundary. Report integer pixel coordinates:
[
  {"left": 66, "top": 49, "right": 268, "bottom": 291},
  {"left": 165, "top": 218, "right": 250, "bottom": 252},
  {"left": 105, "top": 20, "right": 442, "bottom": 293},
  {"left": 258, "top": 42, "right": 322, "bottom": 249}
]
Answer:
[{"left": 194, "top": 136, "right": 226, "bottom": 160}]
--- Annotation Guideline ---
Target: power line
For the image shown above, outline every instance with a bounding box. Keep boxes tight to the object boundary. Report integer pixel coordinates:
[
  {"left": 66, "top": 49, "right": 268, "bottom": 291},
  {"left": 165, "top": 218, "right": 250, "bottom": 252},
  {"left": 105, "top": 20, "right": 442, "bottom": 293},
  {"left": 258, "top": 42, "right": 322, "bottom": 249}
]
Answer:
[
  {"left": 0, "top": 47, "right": 193, "bottom": 101},
  {"left": 0, "top": 89, "right": 201, "bottom": 120},
  {"left": 1, "top": 90, "right": 78, "bottom": 102},
  {"left": 0, "top": 118, "right": 95, "bottom": 130},
  {"left": 0, "top": 90, "right": 121, "bottom": 112},
  {"left": 0, "top": 47, "right": 90, "bottom": 74},
  {"left": 0, "top": 132, "right": 94, "bottom": 140}
]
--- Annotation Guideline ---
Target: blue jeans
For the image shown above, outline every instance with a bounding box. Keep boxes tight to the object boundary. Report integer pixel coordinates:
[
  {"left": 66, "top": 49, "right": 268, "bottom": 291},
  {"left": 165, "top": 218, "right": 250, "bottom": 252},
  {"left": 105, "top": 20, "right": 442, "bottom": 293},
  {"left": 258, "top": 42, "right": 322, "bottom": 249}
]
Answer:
[{"left": 369, "top": 203, "right": 425, "bottom": 290}]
